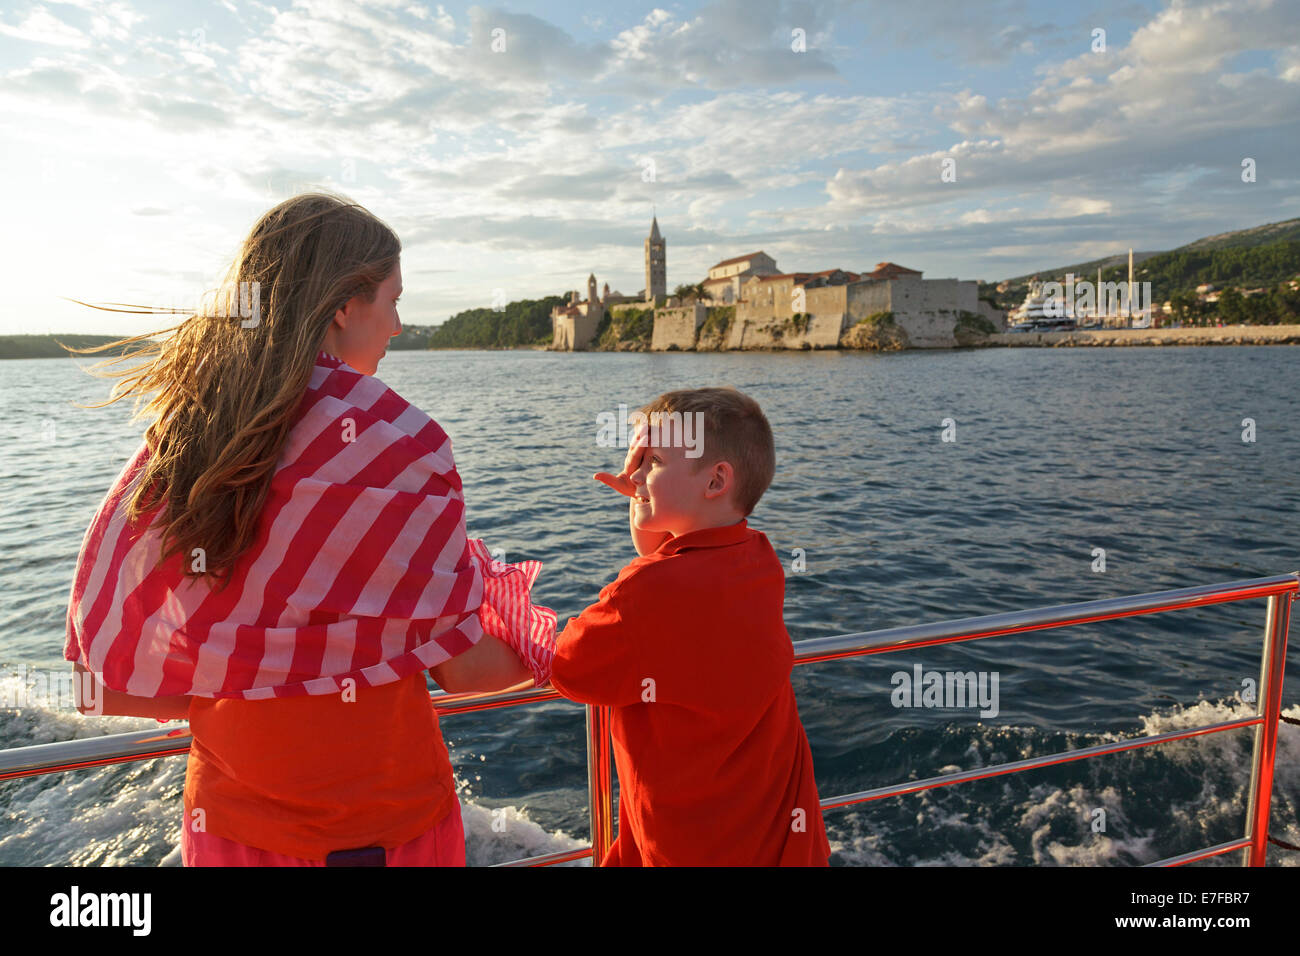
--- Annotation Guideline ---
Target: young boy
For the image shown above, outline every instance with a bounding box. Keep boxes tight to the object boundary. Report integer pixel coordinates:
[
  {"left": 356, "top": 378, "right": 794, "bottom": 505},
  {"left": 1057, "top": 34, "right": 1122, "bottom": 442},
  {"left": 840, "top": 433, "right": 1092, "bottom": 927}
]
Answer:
[{"left": 549, "top": 387, "right": 830, "bottom": 866}]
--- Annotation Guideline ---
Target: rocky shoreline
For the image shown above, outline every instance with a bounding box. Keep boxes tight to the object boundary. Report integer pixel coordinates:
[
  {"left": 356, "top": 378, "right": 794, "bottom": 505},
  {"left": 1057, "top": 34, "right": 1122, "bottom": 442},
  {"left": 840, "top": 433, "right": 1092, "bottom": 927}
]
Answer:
[
  {"left": 980, "top": 324, "right": 1300, "bottom": 347},
  {"left": 551, "top": 323, "right": 1300, "bottom": 352},
  {"left": 434, "top": 322, "right": 1300, "bottom": 353}
]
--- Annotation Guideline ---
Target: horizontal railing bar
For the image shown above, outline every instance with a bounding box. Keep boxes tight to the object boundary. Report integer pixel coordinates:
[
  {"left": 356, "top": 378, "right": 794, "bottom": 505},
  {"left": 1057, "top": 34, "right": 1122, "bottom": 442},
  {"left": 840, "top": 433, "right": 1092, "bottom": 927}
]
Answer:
[
  {"left": 4, "top": 574, "right": 1291, "bottom": 779},
  {"left": 10, "top": 716, "right": 1257, "bottom": 857},
  {"left": 1147, "top": 838, "right": 1253, "bottom": 867},
  {"left": 499, "top": 836, "right": 1259, "bottom": 869},
  {"left": 792, "top": 573, "right": 1298, "bottom": 666},
  {"left": 1, "top": 573, "right": 1291, "bottom": 867},
  {"left": 494, "top": 847, "right": 594, "bottom": 867},
  {"left": 819, "top": 715, "right": 1261, "bottom": 810},
  {"left": 430, "top": 683, "right": 563, "bottom": 716},
  {"left": 0, "top": 687, "right": 563, "bottom": 780},
  {"left": 0, "top": 727, "right": 192, "bottom": 781}
]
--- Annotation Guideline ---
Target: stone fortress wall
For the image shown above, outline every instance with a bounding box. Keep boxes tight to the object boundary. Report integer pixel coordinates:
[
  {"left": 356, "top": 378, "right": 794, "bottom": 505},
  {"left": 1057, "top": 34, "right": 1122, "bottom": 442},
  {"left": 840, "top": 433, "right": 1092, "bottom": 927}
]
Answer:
[{"left": 552, "top": 218, "right": 1007, "bottom": 351}]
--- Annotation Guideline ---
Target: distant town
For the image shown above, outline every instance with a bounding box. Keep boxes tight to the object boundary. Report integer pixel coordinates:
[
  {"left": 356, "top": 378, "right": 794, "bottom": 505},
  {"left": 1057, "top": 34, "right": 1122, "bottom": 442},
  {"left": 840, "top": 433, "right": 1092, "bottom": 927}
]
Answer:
[
  {"left": 6, "top": 218, "right": 1298, "bottom": 359},
  {"left": 545, "top": 216, "right": 1002, "bottom": 351},
  {"left": 532, "top": 215, "right": 1300, "bottom": 351}
]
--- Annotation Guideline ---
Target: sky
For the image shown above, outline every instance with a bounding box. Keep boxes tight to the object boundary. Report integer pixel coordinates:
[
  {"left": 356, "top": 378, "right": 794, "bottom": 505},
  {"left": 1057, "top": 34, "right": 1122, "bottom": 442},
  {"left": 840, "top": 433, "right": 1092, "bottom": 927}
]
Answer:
[{"left": 2, "top": 0, "right": 1298, "bottom": 335}]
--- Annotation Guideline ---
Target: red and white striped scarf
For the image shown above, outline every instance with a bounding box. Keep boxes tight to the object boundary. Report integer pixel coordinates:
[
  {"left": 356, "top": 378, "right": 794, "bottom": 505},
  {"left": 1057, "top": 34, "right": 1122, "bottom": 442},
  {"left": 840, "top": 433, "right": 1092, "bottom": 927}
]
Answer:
[{"left": 64, "top": 350, "right": 556, "bottom": 699}]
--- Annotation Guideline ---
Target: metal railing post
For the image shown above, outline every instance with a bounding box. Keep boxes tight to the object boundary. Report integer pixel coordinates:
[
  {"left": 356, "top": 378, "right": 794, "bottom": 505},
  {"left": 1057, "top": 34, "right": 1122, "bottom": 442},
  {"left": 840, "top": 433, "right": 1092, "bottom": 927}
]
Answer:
[
  {"left": 1242, "top": 592, "right": 1292, "bottom": 866},
  {"left": 585, "top": 704, "right": 614, "bottom": 865}
]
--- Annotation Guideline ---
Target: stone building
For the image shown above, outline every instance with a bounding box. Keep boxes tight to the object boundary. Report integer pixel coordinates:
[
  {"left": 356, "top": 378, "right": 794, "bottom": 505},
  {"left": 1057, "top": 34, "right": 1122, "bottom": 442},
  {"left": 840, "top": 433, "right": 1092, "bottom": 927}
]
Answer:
[
  {"left": 550, "top": 273, "right": 642, "bottom": 350},
  {"left": 600, "top": 281, "right": 639, "bottom": 308},
  {"left": 552, "top": 218, "right": 662, "bottom": 348},
  {"left": 551, "top": 273, "right": 604, "bottom": 350},
  {"left": 701, "top": 250, "right": 780, "bottom": 304},
  {"left": 653, "top": 257, "right": 1005, "bottom": 350}
]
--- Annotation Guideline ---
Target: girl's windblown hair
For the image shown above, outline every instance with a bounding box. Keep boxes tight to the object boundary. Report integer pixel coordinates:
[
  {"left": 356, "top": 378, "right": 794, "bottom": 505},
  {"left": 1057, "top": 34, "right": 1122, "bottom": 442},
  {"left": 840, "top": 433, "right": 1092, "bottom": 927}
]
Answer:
[{"left": 66, "top": 192, "right": 400, "bottom": 590}]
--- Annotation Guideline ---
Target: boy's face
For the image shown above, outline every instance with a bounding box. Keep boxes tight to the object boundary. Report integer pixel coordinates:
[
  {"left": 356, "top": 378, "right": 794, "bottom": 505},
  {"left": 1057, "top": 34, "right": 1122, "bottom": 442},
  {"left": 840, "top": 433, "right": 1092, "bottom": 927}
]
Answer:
[{"left": 629, "top": 418, "right": 726, "bottom": 536}]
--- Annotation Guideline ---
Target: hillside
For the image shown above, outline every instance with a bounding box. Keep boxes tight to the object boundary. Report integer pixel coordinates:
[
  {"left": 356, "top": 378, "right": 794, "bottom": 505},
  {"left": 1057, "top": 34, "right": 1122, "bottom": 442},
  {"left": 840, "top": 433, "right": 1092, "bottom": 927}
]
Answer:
[
  {"left": 0, "top": 334, "right": 146, "bottom": 360},
  {"left": 982, "top": 218, "right": 1300, "bottom": 320},
  {"left": 1003, "top": 250, "right": 1164, "bottom": 287},
  {"left": 996, "top": 217, "right": 1300, "bottom": 289},
  {"left": 1181, "top": 218, "right": 1300, "bottom": 251}
]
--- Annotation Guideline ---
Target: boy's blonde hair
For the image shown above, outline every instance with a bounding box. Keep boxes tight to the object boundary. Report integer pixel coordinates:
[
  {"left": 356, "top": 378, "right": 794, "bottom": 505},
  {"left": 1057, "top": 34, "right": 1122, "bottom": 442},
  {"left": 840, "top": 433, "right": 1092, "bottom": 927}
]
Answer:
[{"left": 638, "top": 387, "right": 775, "bottom": 516}]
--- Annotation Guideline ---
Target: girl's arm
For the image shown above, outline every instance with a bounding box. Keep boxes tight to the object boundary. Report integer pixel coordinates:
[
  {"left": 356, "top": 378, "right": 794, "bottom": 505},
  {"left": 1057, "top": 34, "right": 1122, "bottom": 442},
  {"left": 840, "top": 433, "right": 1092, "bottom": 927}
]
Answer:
[
  {"left": 428, "top": 633, "right": 535, "bottom": 694},
  {"left": 73, "top": 661, "right": 193, "bottom": 719}
]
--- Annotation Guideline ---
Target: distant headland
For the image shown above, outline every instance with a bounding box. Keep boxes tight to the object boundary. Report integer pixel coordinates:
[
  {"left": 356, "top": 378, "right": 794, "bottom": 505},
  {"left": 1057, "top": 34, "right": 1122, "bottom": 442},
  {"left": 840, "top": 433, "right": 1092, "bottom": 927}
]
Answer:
[
  {"left": 437, "top": 215, "right": 1300, "bottom": 352},
  {"left": 10, "top": 218, "right": 1298, "bottom": 359}
]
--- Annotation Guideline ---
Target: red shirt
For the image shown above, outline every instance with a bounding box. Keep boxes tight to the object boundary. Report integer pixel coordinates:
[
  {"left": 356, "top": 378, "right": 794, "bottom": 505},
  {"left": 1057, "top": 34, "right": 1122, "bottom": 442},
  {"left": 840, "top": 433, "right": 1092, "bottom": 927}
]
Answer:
[
  {"left": 185, "top": 672, "right": 458, "bottom": 860},
  {"left": 551, "top": 519, "right": 830, "bottom": 866}
]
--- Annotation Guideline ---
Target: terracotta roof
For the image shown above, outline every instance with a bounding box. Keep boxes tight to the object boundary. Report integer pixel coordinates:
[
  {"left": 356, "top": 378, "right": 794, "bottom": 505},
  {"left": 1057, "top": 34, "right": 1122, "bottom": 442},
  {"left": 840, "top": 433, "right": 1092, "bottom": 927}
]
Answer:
[
  {"left": 710, "top": 251, "right": 769, "bottom": 269},
  {"left": 864, "top": 262, "right": 922, "bottom": 278},
  {"left": 752, "top": 272, "right": 814, "bottom": 283},
  {"left": 744, "top": 269, "right": 860, "bottom": 285}
]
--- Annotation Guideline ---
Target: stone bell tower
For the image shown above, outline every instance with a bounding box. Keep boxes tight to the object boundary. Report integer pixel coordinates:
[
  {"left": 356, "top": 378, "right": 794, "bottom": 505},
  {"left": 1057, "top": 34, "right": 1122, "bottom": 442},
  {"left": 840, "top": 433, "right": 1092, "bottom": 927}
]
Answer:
[{"left": 644, "top": 216, "right": 666, "bottom": 303}]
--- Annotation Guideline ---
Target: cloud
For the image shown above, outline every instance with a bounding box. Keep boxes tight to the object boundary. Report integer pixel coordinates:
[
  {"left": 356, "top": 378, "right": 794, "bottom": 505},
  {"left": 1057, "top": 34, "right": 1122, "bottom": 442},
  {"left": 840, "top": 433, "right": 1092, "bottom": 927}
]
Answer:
[
  {"left": 601, "top": 1, "right": 842, "bottom": 94},
  {"left": 0, "top": 5, "right": 91, "bottom": 48},
  {"left": 848, "top": 0, "right": 1107, "bottom": 66},
  {"left": 821, "top": 0, "right": 1300, "bottom": 218},
  {"left": 3, "top": 0, "right": 1297, "bottom": 335},
  {"left": 460, "top": 7, "right": 603, "bottom": 85}
]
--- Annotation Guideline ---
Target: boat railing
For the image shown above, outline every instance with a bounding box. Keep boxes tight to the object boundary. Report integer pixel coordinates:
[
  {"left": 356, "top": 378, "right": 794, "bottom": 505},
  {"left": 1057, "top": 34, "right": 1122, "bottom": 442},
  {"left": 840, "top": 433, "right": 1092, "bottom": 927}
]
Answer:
[{"left": 1, "top": 572, "right": 1293, "bottom": 867}]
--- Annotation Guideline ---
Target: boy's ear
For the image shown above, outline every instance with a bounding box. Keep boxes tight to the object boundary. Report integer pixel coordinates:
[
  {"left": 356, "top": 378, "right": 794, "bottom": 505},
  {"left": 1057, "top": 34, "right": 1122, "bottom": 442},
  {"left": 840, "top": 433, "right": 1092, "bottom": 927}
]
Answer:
[{"left": 704, "top": 460, "right": 734, "bottom": 500}]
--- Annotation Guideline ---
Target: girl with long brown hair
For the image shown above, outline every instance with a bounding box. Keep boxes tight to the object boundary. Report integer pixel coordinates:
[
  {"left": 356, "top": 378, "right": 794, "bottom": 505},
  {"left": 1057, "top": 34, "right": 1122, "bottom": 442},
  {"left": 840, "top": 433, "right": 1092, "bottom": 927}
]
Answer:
[{"left": 63, "top": 192, "right": 555, "bottom": 866}]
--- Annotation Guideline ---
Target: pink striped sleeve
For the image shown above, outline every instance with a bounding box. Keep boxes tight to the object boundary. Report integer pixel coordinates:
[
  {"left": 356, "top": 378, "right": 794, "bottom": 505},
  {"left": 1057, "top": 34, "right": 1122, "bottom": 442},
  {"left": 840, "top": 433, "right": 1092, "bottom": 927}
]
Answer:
[{"left": 465, "top": 538, "right": 556, "bottom": 686}]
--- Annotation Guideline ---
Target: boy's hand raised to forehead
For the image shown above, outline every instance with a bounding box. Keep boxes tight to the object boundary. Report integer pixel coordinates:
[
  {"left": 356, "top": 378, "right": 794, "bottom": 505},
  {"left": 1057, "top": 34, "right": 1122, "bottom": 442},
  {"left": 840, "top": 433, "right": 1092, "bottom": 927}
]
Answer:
[
  {"left": 593, "top": 424, "right": 649, "bottom": 497},
  {"left": 595, "top": 423, "right": 672, "bottom": 556}
]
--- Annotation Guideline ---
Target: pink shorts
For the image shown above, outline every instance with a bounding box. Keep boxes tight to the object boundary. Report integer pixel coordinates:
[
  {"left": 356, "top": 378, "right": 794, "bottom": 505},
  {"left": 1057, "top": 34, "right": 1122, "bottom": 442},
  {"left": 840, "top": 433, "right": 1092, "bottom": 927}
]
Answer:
[{"left": 181, "top": 801, "right": 466, "bottom": 867}]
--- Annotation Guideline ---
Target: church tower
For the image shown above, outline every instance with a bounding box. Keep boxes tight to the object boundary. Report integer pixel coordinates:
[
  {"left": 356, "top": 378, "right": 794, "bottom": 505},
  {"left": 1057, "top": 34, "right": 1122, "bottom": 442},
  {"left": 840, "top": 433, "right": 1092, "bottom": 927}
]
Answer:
[{"left": 644, "top": 216, "right": 666, "bottom": 303}]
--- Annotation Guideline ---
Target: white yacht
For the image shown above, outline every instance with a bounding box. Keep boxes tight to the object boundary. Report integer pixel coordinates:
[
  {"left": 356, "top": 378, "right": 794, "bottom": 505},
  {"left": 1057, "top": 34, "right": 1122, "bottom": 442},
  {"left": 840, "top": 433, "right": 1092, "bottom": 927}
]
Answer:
[{"left": 1008, "top": 278, "right": 1075, "bottom": 331}]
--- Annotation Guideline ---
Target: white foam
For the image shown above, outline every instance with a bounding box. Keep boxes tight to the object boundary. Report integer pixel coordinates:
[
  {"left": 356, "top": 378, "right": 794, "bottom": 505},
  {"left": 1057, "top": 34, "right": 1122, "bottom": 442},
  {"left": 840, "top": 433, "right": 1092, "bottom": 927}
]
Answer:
[
  {"left": 0, "top": 678, "right": 590, "bottom": 867},
  {"left": 827, "top": 699, "right": 1300, "bottom": 866},
  {"left": 461, "top": 801, "right": 587, "bottom": 867}
]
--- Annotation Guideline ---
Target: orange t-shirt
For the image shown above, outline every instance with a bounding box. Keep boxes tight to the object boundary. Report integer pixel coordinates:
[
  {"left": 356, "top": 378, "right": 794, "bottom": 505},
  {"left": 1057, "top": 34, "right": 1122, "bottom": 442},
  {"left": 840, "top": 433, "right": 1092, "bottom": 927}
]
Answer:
[
  {"left": 550, "top": 519, "right": 831, "bottom": 866},
  {"left": 184, "top": 671, "right": 457, "bottom": 861}
]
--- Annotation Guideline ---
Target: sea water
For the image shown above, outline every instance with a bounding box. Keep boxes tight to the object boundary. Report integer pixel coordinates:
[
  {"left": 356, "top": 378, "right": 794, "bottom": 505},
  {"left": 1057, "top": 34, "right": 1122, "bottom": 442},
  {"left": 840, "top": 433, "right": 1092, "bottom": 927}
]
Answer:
[{"left": 1, "top": 345, "right": 1297, "bottom": 866}]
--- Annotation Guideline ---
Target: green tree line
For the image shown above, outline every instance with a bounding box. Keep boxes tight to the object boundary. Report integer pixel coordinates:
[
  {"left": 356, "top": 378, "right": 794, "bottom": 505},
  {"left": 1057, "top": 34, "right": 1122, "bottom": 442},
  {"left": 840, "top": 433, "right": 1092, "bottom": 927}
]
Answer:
[
  {"left": 1114, "top": 240, "right": 1300, "bottom": 294},
  {"left": 0, "top": 334, "right": 144, "bottom": 360},
  {"left": 1166, "top": 285, "right": 1300, "bottom": 325},
  {"left": 427, "top": 295, "right": 565, "bottom": 349}
]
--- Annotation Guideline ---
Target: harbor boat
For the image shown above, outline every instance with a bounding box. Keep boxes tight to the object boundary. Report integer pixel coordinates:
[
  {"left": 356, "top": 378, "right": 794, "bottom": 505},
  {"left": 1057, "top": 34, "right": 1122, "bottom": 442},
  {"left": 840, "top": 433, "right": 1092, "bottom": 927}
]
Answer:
[{"left": 1009, "top": 277, "right": 1076, "bottom": 331}]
